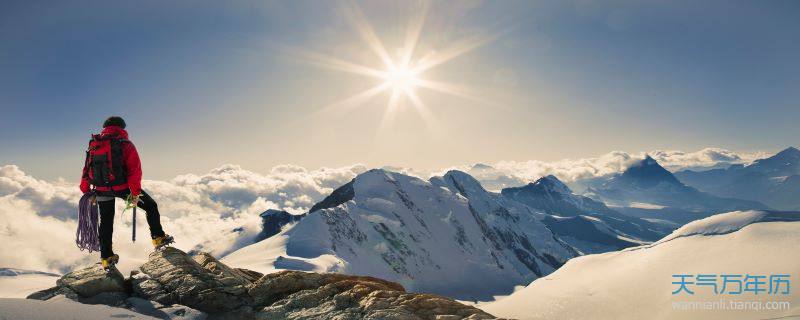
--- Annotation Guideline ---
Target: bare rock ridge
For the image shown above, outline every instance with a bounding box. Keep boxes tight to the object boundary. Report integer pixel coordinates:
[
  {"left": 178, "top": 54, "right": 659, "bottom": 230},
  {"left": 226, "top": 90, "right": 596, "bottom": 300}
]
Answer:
[{"left": 27, "top": 247, "right": 498, "bottom": 320}]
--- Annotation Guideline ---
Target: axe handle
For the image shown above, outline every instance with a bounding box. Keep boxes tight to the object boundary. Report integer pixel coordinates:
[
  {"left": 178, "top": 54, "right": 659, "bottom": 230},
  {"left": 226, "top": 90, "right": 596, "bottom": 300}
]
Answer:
[{"left": 132, "top": 207, "right": 137, "bottom": 242}]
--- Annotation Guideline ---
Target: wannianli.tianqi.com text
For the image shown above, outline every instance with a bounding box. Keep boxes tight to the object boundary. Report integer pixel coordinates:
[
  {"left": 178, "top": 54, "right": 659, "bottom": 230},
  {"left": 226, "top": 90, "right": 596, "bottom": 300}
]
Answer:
[{"left": 672, "top": 300, "right": 792, "bottom": 311}]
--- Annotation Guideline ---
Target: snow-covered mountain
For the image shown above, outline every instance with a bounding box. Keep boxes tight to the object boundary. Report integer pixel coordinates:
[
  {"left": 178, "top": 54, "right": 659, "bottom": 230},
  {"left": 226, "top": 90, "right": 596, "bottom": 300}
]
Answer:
[
  {"left": 501, "top": 175, "right": 668, "bottom": 246},
  {"left": 585, "top": 156, "right": 767, "bottom": 223},
  {"left": 503, "top": 175, "right": 607, "bottom": 215},
  {"left": 428, "top": 170, "right": 611, "bottom": 255},
  {"left": 223, "top": 169, "right": 578, "bottom": 301},
  {"left": 676, "top": 147, "right": 800, "bottom": 210},
  {"left": 481, "top": 210, "right": 800, "bottom": 320}
]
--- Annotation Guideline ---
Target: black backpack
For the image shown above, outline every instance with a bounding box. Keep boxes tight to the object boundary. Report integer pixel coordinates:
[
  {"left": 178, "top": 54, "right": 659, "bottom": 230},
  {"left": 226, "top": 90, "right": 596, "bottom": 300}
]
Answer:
[{"left": 82, "top": 134, "right": 129, "bottom": 188}]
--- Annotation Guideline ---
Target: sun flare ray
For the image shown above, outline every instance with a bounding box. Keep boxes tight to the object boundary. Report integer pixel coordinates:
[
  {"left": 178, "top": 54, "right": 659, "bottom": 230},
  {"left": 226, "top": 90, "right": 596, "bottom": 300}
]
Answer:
[
  {"left": 376, "top": 88, "right": 403, "bottom": 136},
  {"left": 294, "top": 1, "right": 499, "bottom": 131},
  {"left": 341, "top": 1, "right": 395, "bottom": 69},
  {"left": 415, "top": 78, "right": 501, "bottom": 108},
  {"left": 287, "top": 47, "right": 386, "bottom": 79},
  {"left": 411, "top": 31, "right": 497, "bottom": 74},
  {"left": 400, "top": 1, "right": 430, "bottom": 68},
  {"left": 404, "top": 87, "right": 440, "bottom": 133},
  {"left": 312, "top": 82, "right": 391, "bottom": 117}
]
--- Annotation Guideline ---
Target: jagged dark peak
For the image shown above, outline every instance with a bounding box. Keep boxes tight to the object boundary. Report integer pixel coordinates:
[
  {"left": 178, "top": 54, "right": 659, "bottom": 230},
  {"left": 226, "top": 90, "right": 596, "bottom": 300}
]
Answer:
[
  {"left": 308, "top": 179, "right": 355, "bottom": 213},
  {"left": 500, "top": 175, "right": 572, "bottom": 197},
  {"left": 259, "top": 208, "right": 291, "bottom": 218},
  {"left": 257, "top": 209, "right": 305, "bottom": 241},
  {"left": 617, "top": 155, "right": 681, "bottom": 188},
  {"left": 629, "top": 154, "right": 664, "bottom": 169},
  {"left": 536, "top": 174, "right": 564, "bottom": 184},
  {"left": 640, "top": 154, "right": 659, "bottom": 166}
]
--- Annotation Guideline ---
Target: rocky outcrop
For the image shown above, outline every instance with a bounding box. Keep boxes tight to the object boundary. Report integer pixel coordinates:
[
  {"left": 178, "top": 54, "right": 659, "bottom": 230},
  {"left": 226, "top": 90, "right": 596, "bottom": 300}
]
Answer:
[
  {"left": 131, "top": 248, "right": 254, "bottom": 313},
  {"left": 58, "top": 264, "right": 126, "bottom": 297},
  {"left": 28, "top": 247, "right": 500, "bottom": 320},
  {"left": 251, "top": 270, "right": 494, "bottom": 319},
  {"left": 25, "top": 264, "right": 202, "bottom": 319},
  {"left": 26, "top": 264, "right": 127, "bottom": 305}
]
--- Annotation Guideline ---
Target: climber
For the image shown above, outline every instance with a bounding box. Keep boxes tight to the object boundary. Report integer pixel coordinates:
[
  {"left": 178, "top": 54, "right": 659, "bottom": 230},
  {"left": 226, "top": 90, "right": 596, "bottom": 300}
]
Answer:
[{"left": 79, "top": 116, "right": 174, "bottom": 269}]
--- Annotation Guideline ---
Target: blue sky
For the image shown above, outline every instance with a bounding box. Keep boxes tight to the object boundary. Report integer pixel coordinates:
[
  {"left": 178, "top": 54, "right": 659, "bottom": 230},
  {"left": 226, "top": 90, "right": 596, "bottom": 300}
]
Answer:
[{"left": 1, "top": 0, "right": 798, "bottom": 180}]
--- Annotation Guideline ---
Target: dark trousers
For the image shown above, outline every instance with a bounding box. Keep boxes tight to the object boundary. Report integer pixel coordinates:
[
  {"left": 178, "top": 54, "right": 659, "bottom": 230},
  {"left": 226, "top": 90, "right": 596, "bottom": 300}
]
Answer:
[{"left": 98, "top": 189, "right": 165, "bottom": 258}]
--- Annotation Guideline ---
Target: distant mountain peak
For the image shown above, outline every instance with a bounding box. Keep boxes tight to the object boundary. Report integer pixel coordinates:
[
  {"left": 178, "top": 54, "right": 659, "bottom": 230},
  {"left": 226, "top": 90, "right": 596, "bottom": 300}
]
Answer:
[
  {"left": 471, "top": 163, "right": 494, "bottom": 170},
  {"left": 615, "top": 156, "right": 681, "bottom": 188},
  {"left": 638, "top": 155, "right": 665, "bottom": 168},
  {"left": 748, "top": 146, "right": 800, "bottom": 174},
  {"left": 774, "top": 146, "right": 800, "bottom": 158},
  {"left": 531, "top": 175, "right": 572, "bottom": 194},
  {"left": 542, "top": 174, "right": 560, "bottom": 181}
]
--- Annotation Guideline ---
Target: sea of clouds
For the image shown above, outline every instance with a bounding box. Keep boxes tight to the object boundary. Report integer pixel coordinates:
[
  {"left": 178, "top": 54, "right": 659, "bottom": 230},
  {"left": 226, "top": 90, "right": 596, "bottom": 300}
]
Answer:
[
  {"left": 0, "top": 164, "right": 367, "bottom": 274},
  {"left": 0, "top": 147, "right": 767, "bottom": 274}
]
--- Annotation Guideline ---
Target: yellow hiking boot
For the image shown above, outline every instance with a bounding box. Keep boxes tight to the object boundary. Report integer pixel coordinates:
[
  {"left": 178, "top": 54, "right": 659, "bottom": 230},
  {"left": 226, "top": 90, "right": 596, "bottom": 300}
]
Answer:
[
  {"left": 101, "top": 254, "right": 119, "bottom": 271},
  {"left": 152, "top": 234, "right": 175, "bottom": 249}
]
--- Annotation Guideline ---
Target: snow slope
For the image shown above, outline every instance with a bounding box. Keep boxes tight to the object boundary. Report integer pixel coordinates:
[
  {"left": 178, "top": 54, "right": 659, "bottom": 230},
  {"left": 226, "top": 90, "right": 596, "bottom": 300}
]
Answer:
[
  {"left": 0, "top": 297, "right": 160, "bottom": 320},
  {"left": 224, "top": 169, "right": 577, "bottom": 301},
  {"left": 0, "top": 268, "right": 59, "bottom": 298},
  {"left": 481, "top": 211, "right": 800, "bottom": 320}
]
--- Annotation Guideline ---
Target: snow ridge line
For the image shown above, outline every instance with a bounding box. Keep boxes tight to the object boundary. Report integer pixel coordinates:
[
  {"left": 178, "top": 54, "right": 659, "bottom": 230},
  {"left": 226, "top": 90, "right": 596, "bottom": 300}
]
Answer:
[{"left": 619, "top": 211, "right": 800, "bottom": 254}]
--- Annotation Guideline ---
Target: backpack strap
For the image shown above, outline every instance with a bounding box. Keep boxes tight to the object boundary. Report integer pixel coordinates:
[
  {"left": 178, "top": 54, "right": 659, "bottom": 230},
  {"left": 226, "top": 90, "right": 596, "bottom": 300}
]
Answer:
[
  {"left": 82, "top": 146, "right": 91, "bottom": 180},
  {"left": 108, "top": 137, "right": 129, "bottom": 186},
  {"left": 82, "top": 136, "right": 98, "bottom": 181}
]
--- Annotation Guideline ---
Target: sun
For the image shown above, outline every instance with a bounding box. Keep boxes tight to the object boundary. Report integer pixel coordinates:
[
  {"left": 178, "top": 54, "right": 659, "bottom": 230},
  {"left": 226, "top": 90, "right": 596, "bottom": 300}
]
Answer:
[
  {"left": 382, "top": 65, "right": 419, "bottom": 92},
  {"left": 288, "top": 1, "right": 497, "bottom": 131}
]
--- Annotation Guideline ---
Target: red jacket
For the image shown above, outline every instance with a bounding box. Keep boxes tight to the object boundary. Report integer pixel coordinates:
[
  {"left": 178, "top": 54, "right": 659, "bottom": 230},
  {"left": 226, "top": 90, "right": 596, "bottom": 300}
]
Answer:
[{"left": 79, "top": 126, "right": 143, "bottom": 196}]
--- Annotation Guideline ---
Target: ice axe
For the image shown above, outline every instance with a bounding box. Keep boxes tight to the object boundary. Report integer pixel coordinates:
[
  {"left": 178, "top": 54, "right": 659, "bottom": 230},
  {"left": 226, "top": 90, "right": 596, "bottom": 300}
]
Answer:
[
  {"left": 132, "top": 206, "right": 137, "bottom": 242},
  {"left": 123, "top": 194, "right": 138, "bottom": 242}
]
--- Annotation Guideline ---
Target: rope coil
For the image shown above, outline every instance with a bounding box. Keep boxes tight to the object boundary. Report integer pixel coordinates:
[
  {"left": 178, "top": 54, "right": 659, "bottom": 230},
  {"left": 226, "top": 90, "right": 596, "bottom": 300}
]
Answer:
[{"left": 76, "top": 192, "right": 100, "bottom": 252}]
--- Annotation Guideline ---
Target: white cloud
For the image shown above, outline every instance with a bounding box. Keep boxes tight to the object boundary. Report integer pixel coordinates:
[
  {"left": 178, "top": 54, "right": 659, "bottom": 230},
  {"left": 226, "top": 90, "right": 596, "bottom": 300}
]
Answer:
[
  {"left": 646, "top": 148, "right": 767, "bottom": 170},
  {"left": 161, "top": 163, "right": 367, "bottom": 215},
  {"left": 0, "top": 164, "right": 365, "bottom": 274},
  {"left": 0, "top": 196, "right": 91, "bottom": 273}
]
